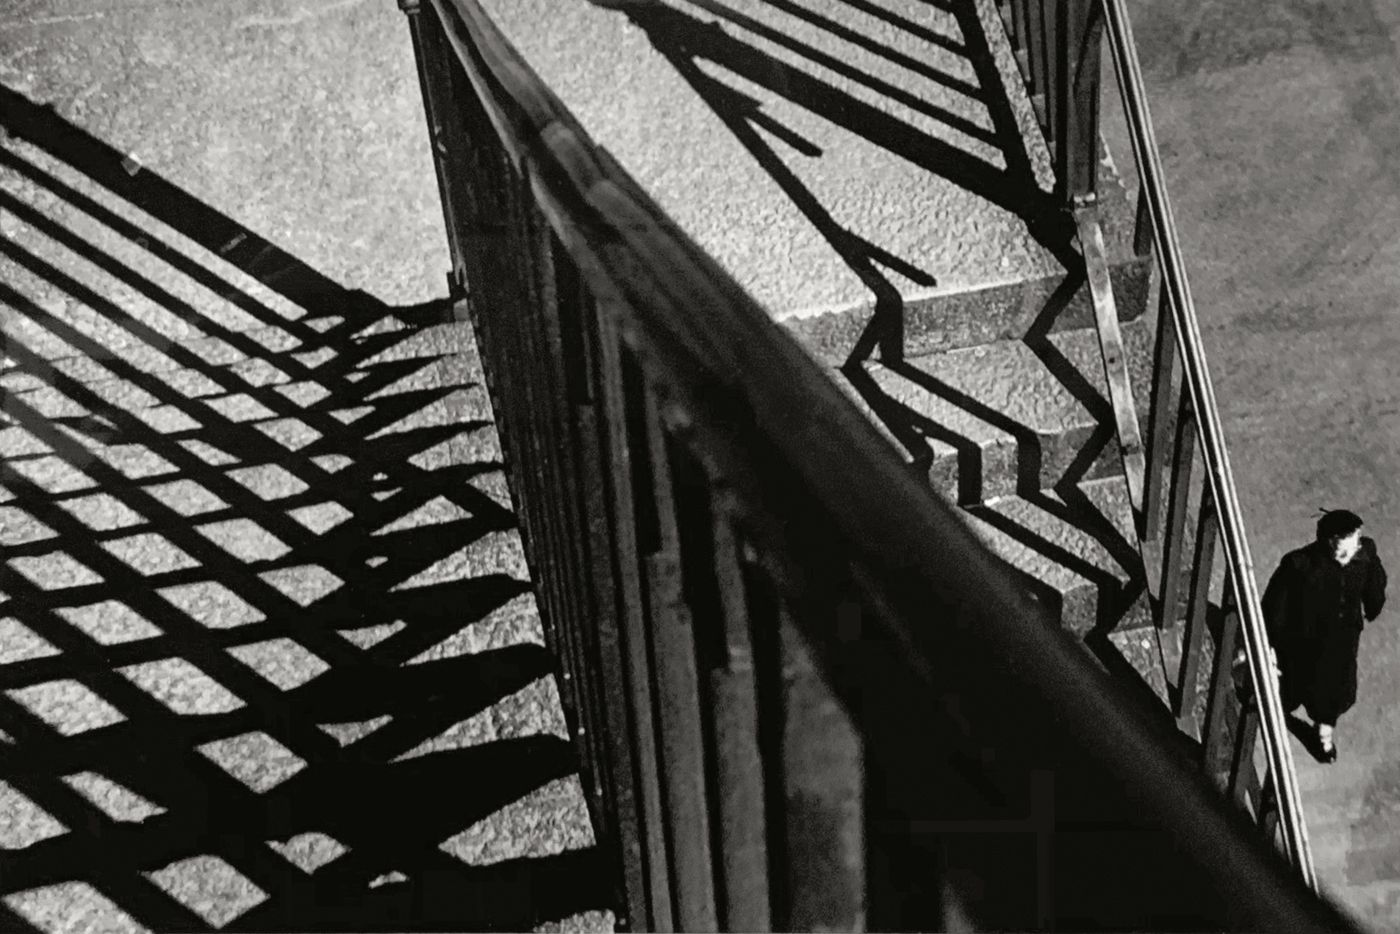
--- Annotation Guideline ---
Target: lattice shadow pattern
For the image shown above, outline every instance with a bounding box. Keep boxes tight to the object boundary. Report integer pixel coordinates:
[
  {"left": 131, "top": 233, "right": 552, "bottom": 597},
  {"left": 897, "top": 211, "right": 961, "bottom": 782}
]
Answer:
[{"left": 0, "top": 108, "right": 612, "bottom": 932}]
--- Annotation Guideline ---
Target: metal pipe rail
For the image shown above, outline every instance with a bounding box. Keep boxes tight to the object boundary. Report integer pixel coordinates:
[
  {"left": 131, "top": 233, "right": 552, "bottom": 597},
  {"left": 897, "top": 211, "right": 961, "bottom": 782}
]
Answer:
[
  {"left": 1097, "top": 0, "right": 1317, "bottom": 889},
  {"left": 399, "top": 0, "right": 1351, "bottom": 928},
  {"left": 997, "top": 0, "right": 1316, "bottom": 891}
]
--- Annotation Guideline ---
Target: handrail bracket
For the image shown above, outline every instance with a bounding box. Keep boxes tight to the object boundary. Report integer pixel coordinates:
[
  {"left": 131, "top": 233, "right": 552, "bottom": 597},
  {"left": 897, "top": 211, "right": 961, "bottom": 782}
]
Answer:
[{"left": 1072, "top": 199, "right": 1147, "bottom": 534}]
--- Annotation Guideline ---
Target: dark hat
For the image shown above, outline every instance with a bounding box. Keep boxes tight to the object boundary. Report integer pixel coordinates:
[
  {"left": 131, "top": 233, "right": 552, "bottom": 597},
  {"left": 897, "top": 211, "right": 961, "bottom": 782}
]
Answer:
[{"left": 1317, "top": 508, "right": 1364, "bottom": 541}]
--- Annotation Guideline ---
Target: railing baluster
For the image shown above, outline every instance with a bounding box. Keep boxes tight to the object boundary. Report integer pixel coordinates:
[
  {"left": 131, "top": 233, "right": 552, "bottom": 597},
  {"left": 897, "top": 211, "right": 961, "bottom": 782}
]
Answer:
[
  {"left": 1024, "top": 0, "right": 1047, "bottom": 128},
  {"left": 775, "top": 599, "right": 866, "bottom": 932},
  {"left": 569, "top": 277, "right": 650, "bottom": 918},
  {"left": 1232, "top": 704, "right": 1263, "bottom": 810},
  {"left": 1075, "top": 204, "right": 1146, "bottom": 518},
  {"left": 541, "top": 229, "right": 620, "bottom": 833},
  {"left": 399, "top": 0, "right": 471, "bottom": 288},
  {"left": 520, "top": 200, "right": 584, "bottom": 713},
  {"left": 1039, "top": 0, "right": 1059, "bottom": 152},
  {"left": 707, "top": 512, "right": 773, "bottom": 931},
  {"left": 597, "top": 316, "right": 675, "bottom": 932},
  {"left": 1141, "top": 292, "right": 1177, "bottom": 546},
  {"left": 1059, "top": 0, "right": 1102, "bottom": 201},
  {"left": 1010, "top": 0, "right": 1030, "bottom": 73},
  {"left": 1176, "top": 489, "right": 1218, "bottom": 738},
  {"left": 1202, "top": 580, "right": 1242, "bottom": 788},
  {"left": 1156, "top": 392, "right": 1196, "bottom": 629},
  {"left": 509, "top": 188, "right": 573, "bottom": 670},
  {"left": 629, "top": 362, "right": 719, "bottom": 931}
]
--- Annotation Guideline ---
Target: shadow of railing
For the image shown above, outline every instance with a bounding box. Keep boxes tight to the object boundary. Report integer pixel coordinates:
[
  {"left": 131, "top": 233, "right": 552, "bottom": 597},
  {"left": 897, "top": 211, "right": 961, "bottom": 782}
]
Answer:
[
  {"left": 595, "top": 0, "right": 1079, "bottom": 361},
  {"left": 836, "top": 259, "right": 1184, "bottom": 719},
  {"left": 596, "top": 1, "right": 1155, "bottom": 645},
  {"left": 0, "top": 87, "right": 612, "bottom": 933},
  {"left": 395, "top": 0, "right": 1363, "bottom": 926},
  {"left": 578, "top": 2, "right": 1161, "bottom": 675}
]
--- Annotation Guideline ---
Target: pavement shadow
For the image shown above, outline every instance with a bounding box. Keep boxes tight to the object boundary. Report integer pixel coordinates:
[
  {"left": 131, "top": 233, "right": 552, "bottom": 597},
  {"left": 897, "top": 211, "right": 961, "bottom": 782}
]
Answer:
[{"left": 0, "top": 87, "right": 611, "bottom": 932}]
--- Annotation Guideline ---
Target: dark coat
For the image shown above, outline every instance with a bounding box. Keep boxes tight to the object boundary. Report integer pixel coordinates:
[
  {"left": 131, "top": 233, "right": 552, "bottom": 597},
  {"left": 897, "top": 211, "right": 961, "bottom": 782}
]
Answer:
[{"left": 1262, "top": 536, "right": 1387, "bottom": 724}]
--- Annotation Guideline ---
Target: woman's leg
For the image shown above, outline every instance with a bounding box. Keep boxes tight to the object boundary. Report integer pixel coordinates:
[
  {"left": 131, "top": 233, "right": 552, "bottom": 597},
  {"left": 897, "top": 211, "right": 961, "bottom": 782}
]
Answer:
[{"left": 1317, "top": 721, "right": 1337, "bottom": 761}]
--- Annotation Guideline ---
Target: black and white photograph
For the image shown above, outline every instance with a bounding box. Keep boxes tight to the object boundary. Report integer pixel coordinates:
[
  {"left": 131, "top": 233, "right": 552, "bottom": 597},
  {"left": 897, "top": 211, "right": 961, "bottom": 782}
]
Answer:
[{"left": 1, "top": 0, "right": 1397, "bottom": 931}]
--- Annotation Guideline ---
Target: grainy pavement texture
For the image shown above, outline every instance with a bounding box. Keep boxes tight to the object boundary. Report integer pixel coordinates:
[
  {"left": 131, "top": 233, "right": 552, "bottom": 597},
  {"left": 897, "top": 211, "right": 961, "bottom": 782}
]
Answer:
[
  {"left": 1104, "top": 0, "right": 1400, "bottom": 930},
  {"left": 0, "top": 0, "right": 612, "bottom": 930},
  {"left": 4, "top": 0, "right": 1400, "bottom": 932}
]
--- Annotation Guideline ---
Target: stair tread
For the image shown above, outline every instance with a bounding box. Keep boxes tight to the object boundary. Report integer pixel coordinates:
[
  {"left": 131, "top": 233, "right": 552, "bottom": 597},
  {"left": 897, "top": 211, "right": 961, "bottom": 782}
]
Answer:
[
  {"left": 874, "top": 333, "right": 1103, "bottom": 447},
  {"left": 784, "top": 255, "right": 1152, "bottom": 364},
  {"left": 966, "top": 474, "right": 1137, "bottom": 589},
  {"left": 876, "top": 319, "right": 1149, "bottom": 443},
  {"left": 962, "top": 474, "right": 1150, "bottom": 634},
  {"left": 834, "top": 318, "right": 1155, "bottom": 502}
]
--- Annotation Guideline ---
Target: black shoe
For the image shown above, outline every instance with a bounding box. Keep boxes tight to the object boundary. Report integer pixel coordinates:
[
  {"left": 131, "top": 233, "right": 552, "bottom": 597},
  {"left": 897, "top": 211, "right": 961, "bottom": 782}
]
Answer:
[{"left": 1320, "top": 740, "right": 1338, "bottom": 764}]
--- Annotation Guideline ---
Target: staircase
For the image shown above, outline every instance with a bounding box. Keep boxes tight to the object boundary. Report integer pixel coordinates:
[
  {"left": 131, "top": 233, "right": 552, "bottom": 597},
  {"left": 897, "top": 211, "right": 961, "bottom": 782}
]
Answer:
[
  {"left": 779, "top": 175, "right": 1173, "bottom": 714},
  {"left": 392, "top": 0, "right": 1346, "bottom": 928}
]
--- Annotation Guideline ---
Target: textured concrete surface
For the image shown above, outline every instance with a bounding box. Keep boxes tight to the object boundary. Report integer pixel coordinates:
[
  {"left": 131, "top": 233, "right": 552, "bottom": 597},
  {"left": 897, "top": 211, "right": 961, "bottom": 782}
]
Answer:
[
  {"left": 783, "top": 253, "right": 1152, "bottom": 362},
  {"left": 1099, "top": 0, "right": 1400, "bottom": 929},
  {"left": 963, "top": 474, "right": 1151, "bottom": 636},
  {"left": 0, "top": 1, "right": 612, "bottom": 931},
  {"left": 480, "top": 0, "right": 1065, "bottom": 321},
  {"left": 848, "top": 316, "right": 1156, "bottom": 503},
  {"left": 0, "top": 0, "right": 448, "bottom": 306},
  {"left": 5, "top": 0, "right": 1387, "bottom": 929}
]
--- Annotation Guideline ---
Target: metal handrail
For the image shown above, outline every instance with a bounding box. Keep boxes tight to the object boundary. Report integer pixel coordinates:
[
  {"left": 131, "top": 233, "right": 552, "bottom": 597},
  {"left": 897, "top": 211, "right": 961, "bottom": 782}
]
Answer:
[
  {"left": 1098, "top": 0, "right": 1317, "bottom": 890},
  {"left": 403, "top": 0, "right": 1349, "bottom": 925}
]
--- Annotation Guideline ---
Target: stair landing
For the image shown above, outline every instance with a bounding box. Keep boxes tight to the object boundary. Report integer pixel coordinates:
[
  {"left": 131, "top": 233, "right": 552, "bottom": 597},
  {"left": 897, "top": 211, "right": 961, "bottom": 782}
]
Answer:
[{"left": 480, "top": 0, "right": 1065, "bottom": 320}]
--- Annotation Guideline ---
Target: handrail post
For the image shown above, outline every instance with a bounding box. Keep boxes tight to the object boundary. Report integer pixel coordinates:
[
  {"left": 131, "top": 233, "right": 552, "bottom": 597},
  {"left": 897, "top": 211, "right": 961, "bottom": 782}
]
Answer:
[{"left": 1059, "top": 0, "right": 1104, "bottom": 204}]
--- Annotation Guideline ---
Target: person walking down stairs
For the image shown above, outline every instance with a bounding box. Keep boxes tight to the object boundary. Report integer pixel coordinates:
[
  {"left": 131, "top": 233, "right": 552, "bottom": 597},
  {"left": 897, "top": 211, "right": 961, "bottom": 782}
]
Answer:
[{"left": 1262, "top": 509, "right": 1388, "bottom": 763}]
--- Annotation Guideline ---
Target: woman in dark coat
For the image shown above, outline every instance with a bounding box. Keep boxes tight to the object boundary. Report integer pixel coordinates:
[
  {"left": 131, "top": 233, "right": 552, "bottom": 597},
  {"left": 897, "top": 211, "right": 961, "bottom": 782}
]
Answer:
[{"left": 1262, "top": 509, "right": 1387, "bottom": 762}]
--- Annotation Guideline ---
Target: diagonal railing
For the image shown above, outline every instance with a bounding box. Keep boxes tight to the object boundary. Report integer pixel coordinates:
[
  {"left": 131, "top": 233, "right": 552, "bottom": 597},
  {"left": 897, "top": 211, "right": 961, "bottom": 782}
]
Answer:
[
  {"left": 997, "top": 0, "right": 1315, "bottom": 888},
  {"left": 399, "top": 0, "right": 1348, "bottom": 928}
]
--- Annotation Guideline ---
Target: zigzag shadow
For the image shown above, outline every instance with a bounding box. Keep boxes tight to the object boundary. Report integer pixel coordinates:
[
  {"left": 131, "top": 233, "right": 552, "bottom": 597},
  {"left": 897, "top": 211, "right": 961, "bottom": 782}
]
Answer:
[
  {"left": 838, "top": 256, "right": 1175, "bottom": 721},
  {"left": 600, "top": 0, "right": 1145, "bottom": 619},
  {"left": 846, "top": 270, "right": 1145, "bottom": 577},
  {"left": 0, "top": 88, "right": 610, "bottom": 932}
]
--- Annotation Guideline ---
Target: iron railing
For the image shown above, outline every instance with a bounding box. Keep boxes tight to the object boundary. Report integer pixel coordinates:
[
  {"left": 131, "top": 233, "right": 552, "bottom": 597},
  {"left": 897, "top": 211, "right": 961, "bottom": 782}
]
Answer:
[
  {"left": 998, "top": 0, "right": 1316, "bottom": 886},
  {"left": 400, "top": 0, "right": 1350, "bottom": 928}
]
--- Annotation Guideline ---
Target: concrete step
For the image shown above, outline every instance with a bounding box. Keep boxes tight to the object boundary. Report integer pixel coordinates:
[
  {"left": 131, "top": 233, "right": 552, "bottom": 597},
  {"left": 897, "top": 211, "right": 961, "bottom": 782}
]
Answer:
[
  {"left": 835, "top": 316, "right": 1155, "bottom": 505},
  {"left": 784, "top": 254, "right": 1151, "bottom": 365},
  {"left": 961, "top": 473, "right": 1150, "bottom": 638},
  {"left": 781, "top": 129, "right": 1149, "bottom": 367}
]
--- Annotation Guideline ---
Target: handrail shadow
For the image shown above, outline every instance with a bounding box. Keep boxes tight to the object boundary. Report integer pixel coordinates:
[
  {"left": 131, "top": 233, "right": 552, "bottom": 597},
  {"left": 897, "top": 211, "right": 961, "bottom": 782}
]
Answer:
[{"left": 0, "top": 87, "right": 610, "bottom": 933}]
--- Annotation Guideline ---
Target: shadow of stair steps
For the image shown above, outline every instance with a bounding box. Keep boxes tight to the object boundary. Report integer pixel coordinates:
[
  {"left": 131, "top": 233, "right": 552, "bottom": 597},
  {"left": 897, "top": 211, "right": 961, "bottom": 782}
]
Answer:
[
  {"left": 838, "top": 318, "right": 1156, "bottom": 505},
  {"left": 964, "top": 473, "right": 1151, "bottom": 637},
  {"left": 792, "top": 194, "right": 1190, "bottom": 731},
  {"left": 787, "top": 252, "right": 1153, "bottom": 364}
]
